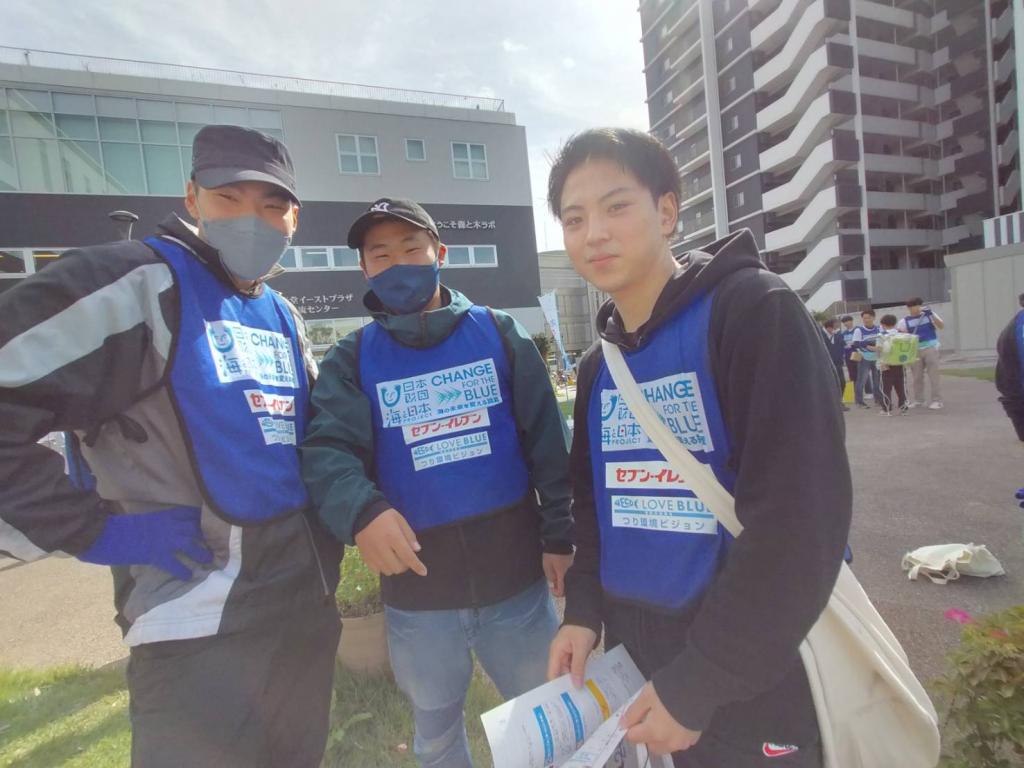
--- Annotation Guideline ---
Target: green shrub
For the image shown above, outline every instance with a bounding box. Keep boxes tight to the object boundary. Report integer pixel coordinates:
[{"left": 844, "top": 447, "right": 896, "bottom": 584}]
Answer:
[
  {"left": 335, "top": 546, "right": 382, "bottom": 618},
  {"left": 935, "top": 605, "right": 1024, "bottom": 767}
]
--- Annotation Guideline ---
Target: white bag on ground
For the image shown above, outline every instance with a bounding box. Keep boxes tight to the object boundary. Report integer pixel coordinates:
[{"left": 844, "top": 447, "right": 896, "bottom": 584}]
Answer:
[
  {"left": 602, "top": 340, "right": 941, "bottom": 768},
  {"left": 901, "top": 543, "right": 1005, "bottom": 584}
]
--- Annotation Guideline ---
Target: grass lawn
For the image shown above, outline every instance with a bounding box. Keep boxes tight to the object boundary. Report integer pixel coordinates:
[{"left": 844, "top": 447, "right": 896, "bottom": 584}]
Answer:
[
  {"left": 559, "top": 398, "right": 575, "bottom": 419},
  {"left": 943, "top": 367, "right": 995, "bottom": 382},
  {"left": 0, "top": 662, "right": 501, "bottom": 767}
]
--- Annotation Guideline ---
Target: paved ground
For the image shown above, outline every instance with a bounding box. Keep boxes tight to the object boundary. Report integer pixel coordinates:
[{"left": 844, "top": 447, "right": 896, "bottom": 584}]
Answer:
[
  {"left": 0, "top": 372, "right": 1020, "bottom": 687},
  {"left": 0, "top": 556, "right": 124, "bottom": 668},
  {"left": 844, "top": 373, "right": 1022, "bottom": 685}
]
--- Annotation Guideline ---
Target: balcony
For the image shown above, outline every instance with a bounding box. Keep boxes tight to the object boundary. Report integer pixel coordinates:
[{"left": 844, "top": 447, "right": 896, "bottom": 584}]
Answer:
[
  {"left": 1000, "top": 168, "right": 1020, "bottom": 209},
  {"left": 779, "top": 233, "right": 864, "bottom": 296},
  {"left": 759, "top": 90, "right": 855, "bottom": 173},
  {"left": 856, "top": 0, "right": 914, "bottom": 28},
  {"left": 756, "top": 43, "right": 851, "bottom": 136},
  {"left": 993, "top": 2, "right": 1012, "bottom": 43},
  {"left": 762, "top": 134, "right": 858, "bottom": 215},
  {"left": 999, "top": 128, "right": 1018, "bottom": 167},
  {"left": 678, "top": 149, "right": 710, "bottom": 175},
  {"left": 753, "top": 0, "right": 849, "bottom": 95},
  {"left": 998, "top": 87, "right": 1017, "bottom": 125},
  {"left": 751, "top": 0, "right": 812, "bottom": 53},
  {"left": 765, "top": 185, "right": 859, "bottom": 253},
  {"left": 996, "top": 45, "right": 1014, "bottom": 85}
]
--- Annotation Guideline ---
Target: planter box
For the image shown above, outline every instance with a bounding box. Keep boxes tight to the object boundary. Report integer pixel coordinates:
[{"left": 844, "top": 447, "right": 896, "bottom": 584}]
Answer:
[{"left": 337, "top": 611, "right": 390, "bottom": 674}]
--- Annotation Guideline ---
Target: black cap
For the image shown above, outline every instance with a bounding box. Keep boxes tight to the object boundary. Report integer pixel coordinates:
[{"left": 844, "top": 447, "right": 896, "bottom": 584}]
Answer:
[
  {"left": 191, "top": 125, "right": 299, "bottom": 205},
  {"left": 347, "top": 197, "right": 438, "bottom": 249}
]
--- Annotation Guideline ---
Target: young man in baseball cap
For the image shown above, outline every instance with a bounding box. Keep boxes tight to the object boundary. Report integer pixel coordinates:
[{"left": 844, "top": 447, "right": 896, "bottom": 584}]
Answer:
[
  {"left": 302, "top": 197, "right": 574, "bottom": 768},
  {"left": 0, "top": 124, "right": 341, "bottom": 767}
]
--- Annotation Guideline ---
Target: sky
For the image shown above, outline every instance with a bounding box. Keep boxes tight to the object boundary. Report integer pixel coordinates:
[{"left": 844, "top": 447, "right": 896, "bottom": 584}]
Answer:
[{"left": 2, "top": 0, "right": 649, "bottom": 252}]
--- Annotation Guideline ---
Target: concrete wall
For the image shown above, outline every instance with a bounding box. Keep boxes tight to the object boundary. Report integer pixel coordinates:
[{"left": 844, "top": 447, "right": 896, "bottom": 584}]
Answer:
[{"left": 945, "top": 243, "right": 1024, "bottom": 352}]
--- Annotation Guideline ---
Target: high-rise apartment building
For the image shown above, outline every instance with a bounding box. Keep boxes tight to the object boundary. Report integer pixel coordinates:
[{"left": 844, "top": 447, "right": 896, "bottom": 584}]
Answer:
[{"left": 639, "top": 0, "right": 1022, "bottom": 309}]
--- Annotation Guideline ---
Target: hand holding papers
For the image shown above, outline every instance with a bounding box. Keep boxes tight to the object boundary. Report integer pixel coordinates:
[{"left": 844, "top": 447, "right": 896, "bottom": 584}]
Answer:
[{"left": 481, "top": 645, "right": 673, "bottom": 768}]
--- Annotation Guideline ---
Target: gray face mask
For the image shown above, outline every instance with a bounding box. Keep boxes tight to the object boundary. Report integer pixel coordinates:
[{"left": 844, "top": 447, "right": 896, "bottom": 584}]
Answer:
[{"left": 199, "top": 212, "right": 291, "bottom": 282}]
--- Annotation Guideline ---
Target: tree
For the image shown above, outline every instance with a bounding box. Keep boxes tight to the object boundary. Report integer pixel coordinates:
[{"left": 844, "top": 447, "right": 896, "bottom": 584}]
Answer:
[{"left": 531, "top": 332, "right": 553, "bottom": 362}]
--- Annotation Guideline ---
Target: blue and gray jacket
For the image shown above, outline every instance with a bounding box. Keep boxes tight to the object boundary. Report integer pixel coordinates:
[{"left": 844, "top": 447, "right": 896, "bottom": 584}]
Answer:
[{"left": 0, "top": 215, "right": 339, "bottom": 646}]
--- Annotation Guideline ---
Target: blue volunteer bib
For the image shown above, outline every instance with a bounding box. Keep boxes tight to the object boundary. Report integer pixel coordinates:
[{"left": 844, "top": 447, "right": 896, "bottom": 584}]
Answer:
[
  {"left": 147, "top": 236, "right": 309, "bottom": 524},
  {"left": 588, "top": 292, "right": 733, "bottom": 611},
  {"left": 359, "top": 305, "right": 529, "bottom": 531}
]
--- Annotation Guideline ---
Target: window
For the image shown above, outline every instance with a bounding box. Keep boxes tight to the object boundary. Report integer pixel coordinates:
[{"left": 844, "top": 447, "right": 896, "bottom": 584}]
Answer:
[
  {"left": 281, "top": 245, "right": 362, "bottom": 271},
  {"left": 451, "top": 142, "right": 488, "bottom": 180},
  {"left": 661, "top": 23, "right": 670, "bottom": 39},
  {"left": 337, "top": 134, "right": 379, "bottom": 175},
  {"left": 664, "top": 90, "right": 674, "bottom": 106},
  {"left": 445, "top": 244, "right": 498, "bottom": 267},
  {"left": 729, "top": 114, "right": 740, "bottom": 131},
  {"left": 405, "top": 138, "right": 426, "bottom": 161},
  {"left": 733, "top": 191, "right": 745, "bottom": 207},
  {"left": 663, "top": 57, "right": 672, "bottom": 73},
  {"left": 0, "top": 88, "right": 282, "bottom": 195},
  {"left": 727, "top": 76, "right": 736, "bottom": 93},
  {"left": 0, "top": 247, "right": 66, "bottom": 277},
  {"left": 725, "top": 37, "right": 734, "bottom": 53},
  {"left": 731, "top": 153, "right": 742, "bottom": 170}
]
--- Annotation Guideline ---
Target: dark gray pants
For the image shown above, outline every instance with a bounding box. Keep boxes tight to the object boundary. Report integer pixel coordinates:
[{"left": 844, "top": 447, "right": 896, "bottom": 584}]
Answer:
[{"left": 127, "top": 604, "right": 340, "bottom": 768}]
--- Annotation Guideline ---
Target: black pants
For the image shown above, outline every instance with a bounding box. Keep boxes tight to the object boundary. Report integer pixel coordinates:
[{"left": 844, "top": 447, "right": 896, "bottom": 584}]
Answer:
[
  {"left": 880, "top": 367, "right": 907, "bottom": 412},
  {"left": 606, "top": 610, "right": 823, "bottom": 768},
  {"left": 845, "top": 359, "right": 857, "bottom": 386},
  {"left": 832, "top": 361, "right": 845, "bottom": 396},
  {"left": 127, "top": 604, "right": 341, "bottom": 768}
]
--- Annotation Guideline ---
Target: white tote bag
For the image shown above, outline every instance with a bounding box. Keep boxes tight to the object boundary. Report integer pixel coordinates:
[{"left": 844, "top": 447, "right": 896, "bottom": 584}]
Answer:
[
  {"left": 602, "top": 340, "right": 941, "bottom": 768},
  {"left": 902, "top": 543, "right": 1005, "bottom": 584}
]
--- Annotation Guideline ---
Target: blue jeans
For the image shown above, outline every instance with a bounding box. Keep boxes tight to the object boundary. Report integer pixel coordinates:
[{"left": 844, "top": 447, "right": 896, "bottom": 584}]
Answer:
[
  {"left": 855, "top": 359, "right": 880, "bottom": 406},
  {"left": 386, "top": 578, "right": 559, "bottom": 768}
]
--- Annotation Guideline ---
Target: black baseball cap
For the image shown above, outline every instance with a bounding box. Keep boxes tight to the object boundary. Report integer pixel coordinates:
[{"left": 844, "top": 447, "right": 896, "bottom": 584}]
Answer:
[
  {"left": 347, "top": 197, "right": 439, "bottom": 249},
  {"left": 191, "top": 125, "right": 300, "bottom": 205}
]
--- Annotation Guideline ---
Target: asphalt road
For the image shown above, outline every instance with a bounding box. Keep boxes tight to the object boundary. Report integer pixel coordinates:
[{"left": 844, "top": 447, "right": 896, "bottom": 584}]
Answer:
[
  {"left": 843, "top": 373, "right": 1022, "bottom": 685},
  {"left": 0, "top": 373, "right": 1019, "bottom": 686}
]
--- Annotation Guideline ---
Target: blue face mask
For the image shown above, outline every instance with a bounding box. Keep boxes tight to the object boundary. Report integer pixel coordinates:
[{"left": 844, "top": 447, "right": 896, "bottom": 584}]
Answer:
[
  {"left": 368, "top": 261, "right": 441, "bottom": 314},
  {"left": 200, "top": 213, "right": 291, "bottom": 282}
]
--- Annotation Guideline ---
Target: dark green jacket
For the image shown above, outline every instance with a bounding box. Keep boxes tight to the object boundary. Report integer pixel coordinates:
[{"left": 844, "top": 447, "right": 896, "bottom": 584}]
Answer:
[{"left": 302, "top": 286, "right": 573, "bottom": 610}]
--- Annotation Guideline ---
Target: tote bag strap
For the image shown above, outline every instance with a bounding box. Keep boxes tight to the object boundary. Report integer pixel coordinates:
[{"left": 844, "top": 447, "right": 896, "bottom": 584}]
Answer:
[{"left": 601, "top": 339, "right": 744, "bottom": 538}]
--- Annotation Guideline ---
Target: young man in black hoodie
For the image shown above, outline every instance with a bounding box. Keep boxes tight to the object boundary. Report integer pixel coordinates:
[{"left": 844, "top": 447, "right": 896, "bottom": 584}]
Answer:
[{"left": 545, "top": 128, "right": 851, "bottom": 766}]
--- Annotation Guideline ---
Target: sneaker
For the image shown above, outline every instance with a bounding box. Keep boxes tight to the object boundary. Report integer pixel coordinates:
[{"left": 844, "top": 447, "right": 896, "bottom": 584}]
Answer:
[
  {"left": 879, "top": 410, "right": 891, "bottom": 416},
  {"left": 907, "top": 401, "right": 921, "bottom": 409},
  {"left": 857, "top": 403, "right": 870, "bottom": 409},
  {"left": 899, "top": 406, "right": 909, "bottom": 415},
  {"left": 841, "top": 405, "right": 850, "bottom": 412},
  {"left": 928, "top": 401, "right": 944, "bottom": 410}
]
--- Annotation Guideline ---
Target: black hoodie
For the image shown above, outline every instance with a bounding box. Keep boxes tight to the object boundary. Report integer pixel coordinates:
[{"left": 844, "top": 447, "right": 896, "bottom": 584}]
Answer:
[{"left": 564, "top": 230, "right": 851, "bottom": 741}]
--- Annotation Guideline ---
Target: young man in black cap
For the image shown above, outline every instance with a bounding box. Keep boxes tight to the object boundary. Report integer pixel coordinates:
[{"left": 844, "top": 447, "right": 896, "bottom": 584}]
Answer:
[
  {"left": 545, "top": 129, "right": 850, "bottom": 766},
  {"left": 302, "top": 197, "right": 573, "bottom": 768},
  {"left": 0, "top": 125, "right": 341, "bottom": 768}
]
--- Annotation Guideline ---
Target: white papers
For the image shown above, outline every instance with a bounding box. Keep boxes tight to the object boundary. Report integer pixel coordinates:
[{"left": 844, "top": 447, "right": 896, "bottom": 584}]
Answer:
[{"left": 481, "top": 645, "right": 673, "bottom": 768}]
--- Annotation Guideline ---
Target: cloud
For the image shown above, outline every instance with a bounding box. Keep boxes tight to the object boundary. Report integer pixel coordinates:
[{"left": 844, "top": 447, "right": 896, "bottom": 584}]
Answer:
[{"left": 0, "top": 0, "right": 648, "bottom": 253}]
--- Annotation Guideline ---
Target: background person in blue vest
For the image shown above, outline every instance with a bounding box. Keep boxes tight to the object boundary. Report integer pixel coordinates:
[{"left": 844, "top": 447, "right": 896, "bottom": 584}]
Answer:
[
  {"left": 301, "top": 197, "right": 574, "bottom": 768},
  {"left": 544, "top": 128, "right": 850, "bottom": 766},
  {"left": 897, "top": 297, "right": 945, "bottom": 409},
  {"left": 0, "top": 125, "right": 342, "bottom": 768},
  {"left": 995, "top": 292, "right": 1024, "bottom": 441},
  {"left": 852, "top": 310, "right": 882, "bottom": 409},
  {"left": 841, "top": 315, "right": 858, "bottom": 386},
  {"left": 820, "top": 318, "right": 848, "bottom": 411}
]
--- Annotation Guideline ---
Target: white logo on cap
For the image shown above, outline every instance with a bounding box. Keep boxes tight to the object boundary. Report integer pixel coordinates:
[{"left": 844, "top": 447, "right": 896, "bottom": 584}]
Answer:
[{"left": 370, "top": 201, "right": 391, "bottom": 213}]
